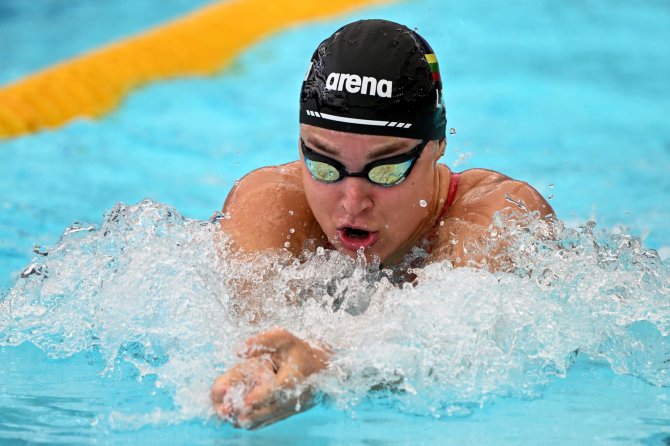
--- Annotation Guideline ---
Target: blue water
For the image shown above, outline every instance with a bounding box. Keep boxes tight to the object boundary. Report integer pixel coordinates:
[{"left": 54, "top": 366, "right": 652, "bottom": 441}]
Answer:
[{"left": 1, "top": 0, "right": 670, "bottom": 444}]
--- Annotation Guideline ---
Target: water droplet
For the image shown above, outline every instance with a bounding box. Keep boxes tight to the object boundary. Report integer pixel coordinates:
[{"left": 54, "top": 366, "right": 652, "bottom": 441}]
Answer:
[
  {"left": 32, "top": 245, "right": 48, "bottom": 256},
  {"left": 439, "top": 221, "right": 445, "bottom": 227},
  {"left": 549, "top": 183, "right": 554, "bottom": 189},
  {"left": 419, "top": 200, "right": 427, "bottom": 208},
  {"left": 21, "top": 263, "right": 45, "bottom": 278},
  {"left": 548, "top": 194, "right": 554, "bottom": 200},
  {"left": 234, "top": 179, "right": 241, "bottom": 186},
  {"left": 449, "top": 128, "right": 457, "bottom": 135},
  {"left": 224, "top": 212, "right": 232, "bottom": 220},
  {"left": 316, "top": 246, "right": 325, "bottom": 255},
  {"left": 289, "top": 228, "right": 295, "bottom": 234},
  {"left": 624, "top": 210, "right": 630, "bottom": 215},
  {"left": 288, "top": 210, "right": 294, "bottom": 216},
  {"left": 284, "top": 241, "right": 291, "bottom": 248}
]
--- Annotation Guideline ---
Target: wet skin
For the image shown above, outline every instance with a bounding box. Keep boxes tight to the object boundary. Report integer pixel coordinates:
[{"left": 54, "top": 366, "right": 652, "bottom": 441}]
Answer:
[{"left": 212, "top": 124, "right": 554, "bottom": 428}]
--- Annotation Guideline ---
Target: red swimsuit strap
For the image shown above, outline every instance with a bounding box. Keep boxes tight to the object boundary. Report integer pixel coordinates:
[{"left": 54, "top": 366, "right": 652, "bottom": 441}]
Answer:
[
  {"left": 435, "top": 172, "right": 460, "bottom": 224},
  {"left": 446, "top": 172, "right": 461, "bottom": 208}
]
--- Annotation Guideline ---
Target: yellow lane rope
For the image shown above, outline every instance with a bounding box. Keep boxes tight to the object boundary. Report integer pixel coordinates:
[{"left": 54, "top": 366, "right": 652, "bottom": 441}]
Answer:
[{"left": 0, "top": 0, "right": 390, "bottom": 139}]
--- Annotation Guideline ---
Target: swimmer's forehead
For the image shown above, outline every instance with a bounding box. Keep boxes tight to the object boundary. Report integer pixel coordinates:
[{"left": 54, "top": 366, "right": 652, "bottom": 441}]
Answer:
[{"left": 300, "top": 126, "right": 421, "bottom": 160}]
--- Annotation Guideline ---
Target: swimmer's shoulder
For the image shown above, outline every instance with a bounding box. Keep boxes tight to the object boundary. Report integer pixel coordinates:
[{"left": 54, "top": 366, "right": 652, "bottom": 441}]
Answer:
[
  {"left": 220, "top": 162, "right": 324, "bottom": 255},
  {"left": 230, "top": 162, "right": 304, "bottom": 193},
  {"left": 431, "top": 167, "right": 554, "bottom": 268},
  {"left": 443, "top": 167, "right": 555, "bottom": 223}
]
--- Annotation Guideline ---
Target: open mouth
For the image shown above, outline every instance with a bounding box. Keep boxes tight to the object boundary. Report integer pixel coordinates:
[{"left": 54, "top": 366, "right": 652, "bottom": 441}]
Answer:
[
  {"left": 336, "top": 227, "right": 378, "bottom": 251},
  {"left": 345, "top": 227, "right": 370, "bottom": 238}
]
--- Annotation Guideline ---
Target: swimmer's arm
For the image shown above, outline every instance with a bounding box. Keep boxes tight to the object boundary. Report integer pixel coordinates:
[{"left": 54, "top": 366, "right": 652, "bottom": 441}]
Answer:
[
  {"left": 217, "top": 163, "right": 326, "bottom": 318},
  {"left": 432, "top": 178, "right": 554, "bottom": 270}
]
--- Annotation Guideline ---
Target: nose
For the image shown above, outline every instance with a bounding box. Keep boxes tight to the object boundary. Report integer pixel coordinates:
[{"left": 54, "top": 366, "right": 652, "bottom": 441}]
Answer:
[{"left": 339, "top": 177, "right": 374, "bottom": 216}]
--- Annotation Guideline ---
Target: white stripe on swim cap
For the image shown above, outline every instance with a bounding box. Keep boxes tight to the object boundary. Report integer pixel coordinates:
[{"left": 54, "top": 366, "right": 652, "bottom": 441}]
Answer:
[
  {"left": 305, "top": 110, "right": 414, "bottom": 129},
  {"left": 319, "top": 112, "right": 389, "bottom": 127}
]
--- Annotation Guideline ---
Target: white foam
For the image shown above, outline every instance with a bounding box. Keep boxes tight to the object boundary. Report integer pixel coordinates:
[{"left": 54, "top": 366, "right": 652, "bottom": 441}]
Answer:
[{"left": 1, "top": 199, "right": 668, "bottom": 426}]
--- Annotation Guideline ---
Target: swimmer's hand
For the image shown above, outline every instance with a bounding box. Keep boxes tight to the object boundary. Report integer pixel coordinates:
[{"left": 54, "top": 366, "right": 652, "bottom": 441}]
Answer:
[{"left": 211, "top": 328, "right": 330, "bottom": 429}]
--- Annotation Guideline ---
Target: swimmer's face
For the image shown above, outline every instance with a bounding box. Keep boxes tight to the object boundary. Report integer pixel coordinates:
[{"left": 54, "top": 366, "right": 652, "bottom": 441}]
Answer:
[{"left": 300, "top": 124, "right": 444, "bottom": 266}]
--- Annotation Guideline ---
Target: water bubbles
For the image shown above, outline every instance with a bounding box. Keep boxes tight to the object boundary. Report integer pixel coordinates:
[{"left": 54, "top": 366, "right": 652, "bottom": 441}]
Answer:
[
  {"left": 548, "top": 194, "right": 554, "bottom": 200},
  {"left": 2, "top": 200, "right": 669, "bottom": 426},
  {"left": 449, "top": 128, "right": 457, "bottom": 135},
  {"left": 549, "top": 183, "right": 554, "bottom": 189},
  {"left": 234, "top": 179, "right": 241, "bottom": 187},
  {"left": 453, "top": 152, "right": 472, "bottom": 168},
  {"left": 288, "top": 210, "right": 294, "bottom": 216},
  {"left": 284, "top": 241, "right": 291, "bottom": 248},
  {"left": 63, "top": 222, "right": 96, "bottom": 236},
  {"left": 289, "top": 228, "right": 296, "bottom": 234},
  {"left": 419, "top": 199, "right": 428, "bottom": 208}
]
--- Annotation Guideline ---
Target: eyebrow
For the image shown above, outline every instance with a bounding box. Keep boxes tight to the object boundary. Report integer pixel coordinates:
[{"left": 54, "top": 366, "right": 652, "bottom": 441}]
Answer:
[{"left": 306, "top": 138, "right": 414, "bottom": 161}]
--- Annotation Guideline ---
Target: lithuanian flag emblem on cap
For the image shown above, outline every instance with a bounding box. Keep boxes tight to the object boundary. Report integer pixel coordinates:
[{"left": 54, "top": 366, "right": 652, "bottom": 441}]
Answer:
[{"left": 425, "top": 53, "right": 441, "bottom": 82}]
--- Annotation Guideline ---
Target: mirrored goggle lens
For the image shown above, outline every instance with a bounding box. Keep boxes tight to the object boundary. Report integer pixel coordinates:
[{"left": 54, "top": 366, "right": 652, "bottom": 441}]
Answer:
[
  {"left": 368, "top": 160, "right": 412, "bottom": 185},
  {"left": 305, "top": 159, "right": 340, "bottom": 182}
]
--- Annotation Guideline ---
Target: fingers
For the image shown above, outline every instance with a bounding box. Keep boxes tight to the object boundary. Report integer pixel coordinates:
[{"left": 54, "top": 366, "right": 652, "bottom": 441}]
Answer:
[
  {"left": 241, "top": 328, "right": 296, "bottom": 358},
  {"left": 237, "top": 395, "right": 299, "bottom": 430},
  {"left": 238, "top": 386, "right": 316, "bottom": 430},
  {"left": 211, "top": 380, "right": 237, "bottom": 418},
  {"left": 211, "top": 356, "right": 276, "bottom": 420}
]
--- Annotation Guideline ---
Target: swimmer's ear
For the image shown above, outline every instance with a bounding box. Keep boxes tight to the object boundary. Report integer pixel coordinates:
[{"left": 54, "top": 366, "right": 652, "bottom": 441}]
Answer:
[{"left": 437, "top": 138, "right": 446, "bottom": 157}]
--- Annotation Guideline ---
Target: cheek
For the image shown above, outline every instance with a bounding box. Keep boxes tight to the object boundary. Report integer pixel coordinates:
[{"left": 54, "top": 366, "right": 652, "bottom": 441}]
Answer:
[
  {"left": 384, "top": 182, "right": 421, "bottom": 211},
  {"left": 379, "top": 181, "right": 430, "bottom": 227},
  {"left": 302, "top": 175, "right": 337, "bottom": 215}
]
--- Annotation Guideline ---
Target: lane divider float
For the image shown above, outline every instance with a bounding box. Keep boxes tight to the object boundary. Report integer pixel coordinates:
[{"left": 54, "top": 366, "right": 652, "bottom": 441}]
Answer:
[{"left": 0, "top": 0, "right": 390, "bottom": 139}]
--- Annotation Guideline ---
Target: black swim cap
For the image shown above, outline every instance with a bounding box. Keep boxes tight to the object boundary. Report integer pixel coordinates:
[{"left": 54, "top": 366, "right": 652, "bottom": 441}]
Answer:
[{"left": 299, "top": 19, "right": 446, "bottom": 140}]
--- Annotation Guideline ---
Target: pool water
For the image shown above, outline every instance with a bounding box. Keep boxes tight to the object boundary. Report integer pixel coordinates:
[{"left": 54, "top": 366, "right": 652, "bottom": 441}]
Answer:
[{"left": 1, "top": 0, "right": 669, "bottom": 444}]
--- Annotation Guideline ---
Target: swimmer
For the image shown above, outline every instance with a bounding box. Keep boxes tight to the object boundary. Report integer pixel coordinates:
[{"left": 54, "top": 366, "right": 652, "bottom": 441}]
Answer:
[{"left": 211, "top": 19, "right": 553, "bottom": 428}]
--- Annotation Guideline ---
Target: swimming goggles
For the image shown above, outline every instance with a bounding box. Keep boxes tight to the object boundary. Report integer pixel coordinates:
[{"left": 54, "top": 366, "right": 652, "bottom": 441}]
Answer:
[{"left": 300, "top": 139, "right": 429, "bottom": 187}]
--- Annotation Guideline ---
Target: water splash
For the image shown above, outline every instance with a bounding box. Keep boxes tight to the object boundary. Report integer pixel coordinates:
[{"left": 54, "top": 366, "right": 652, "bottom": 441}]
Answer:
[{"left": 1, "top": 199, "right": 668, "bottom": 427}]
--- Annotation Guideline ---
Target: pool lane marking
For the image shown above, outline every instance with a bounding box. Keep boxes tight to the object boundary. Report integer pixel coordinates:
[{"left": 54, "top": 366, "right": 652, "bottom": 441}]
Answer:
[{"left": 0, "top": 0, "right": 393, "bottom": 140}]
